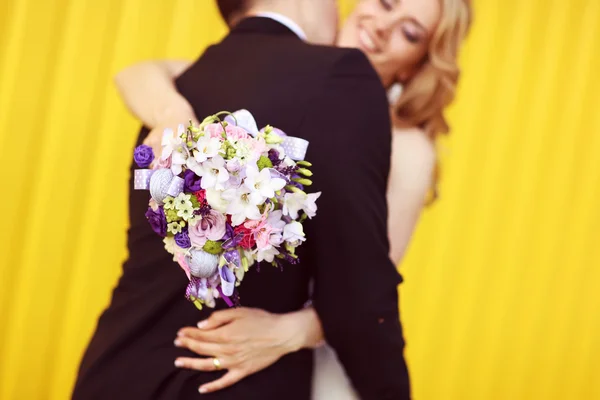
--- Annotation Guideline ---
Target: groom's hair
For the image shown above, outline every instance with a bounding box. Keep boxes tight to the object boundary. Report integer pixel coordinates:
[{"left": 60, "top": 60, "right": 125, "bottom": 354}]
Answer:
[{"left": 216, "top": 0, "right": 248, "bottom": 25}]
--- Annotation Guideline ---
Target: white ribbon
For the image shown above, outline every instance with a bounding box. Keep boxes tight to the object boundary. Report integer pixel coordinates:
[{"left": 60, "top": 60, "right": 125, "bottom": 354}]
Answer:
[{"left": 225, "top": 109, "right": 309, "bottom": 160}]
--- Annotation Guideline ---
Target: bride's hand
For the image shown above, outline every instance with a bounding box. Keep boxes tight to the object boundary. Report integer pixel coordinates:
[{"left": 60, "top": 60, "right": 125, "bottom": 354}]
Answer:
[
  {"left": 143, "top": 112, "right": 198, "bottom": 163},
  {"left": 174, "top": 307, "right": 322, "bottom": 394}
]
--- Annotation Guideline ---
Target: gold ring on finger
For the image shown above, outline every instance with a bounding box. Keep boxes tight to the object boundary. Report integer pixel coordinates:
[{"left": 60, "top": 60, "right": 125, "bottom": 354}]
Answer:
[{"left": 212, "top": 357, "right": 222, "bottom": 370}]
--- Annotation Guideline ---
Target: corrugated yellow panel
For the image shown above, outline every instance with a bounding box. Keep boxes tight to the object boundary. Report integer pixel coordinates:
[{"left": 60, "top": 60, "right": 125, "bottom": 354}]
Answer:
[{"left": 0, "top": 1, "right": 598, "bottom": 399}]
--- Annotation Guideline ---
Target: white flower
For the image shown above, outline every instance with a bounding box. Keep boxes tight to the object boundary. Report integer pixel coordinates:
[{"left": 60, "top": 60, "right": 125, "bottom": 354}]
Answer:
[
  {"left": 161, "top": 125, "right": 188, "bottom": 175},
  {"left": 282, "top": 192, "right": 303, "bottom": 219},
  {"left": 168, "top": 221, "right": 185, "bottom": 235},
  {"left": 193, "top": 137, "right": 222, "bottom": 163},
  {"left": 174, "top": 193, "right": 192, "bottom": 210},
  {"left": 222, "top": 186, "right": 263, "bottom": 226},
  {"left": 197, "top": 155, "right": 230, "bottom": 190},
  {"left": 171, "top": 149, "right": 188, "bottom": 176},
  {"left": 269, "top": 232, "right": 283, "bottom": 247},
  {"left": 176, "top": 204, "right": 194, "bottom": 220},
  {"left": 163, "top": 236, "right": 177, "bottom": 254},
  {"left": 160, "top": 125, "right": 183, "bottom": 160},
  {"left": 302, "top": 192, "right": 321, "bottom": 219},
  {"left": 244, "top": 164, "right": 286, "bottom": 200},
  {"left": 282, "top": 192, "right": 321, "bottom": 219},
  {"left": 205, "top": 188, "right": 230, "bottom": 213},
  {"left": 266, "top": 210, "right": 286, "bottom": 231},
  {"left": 283, "top": 221, "right": 306, "bottom": 246},
  {"left": 256, "top": 245, "right": 280, "bottom": 263}
]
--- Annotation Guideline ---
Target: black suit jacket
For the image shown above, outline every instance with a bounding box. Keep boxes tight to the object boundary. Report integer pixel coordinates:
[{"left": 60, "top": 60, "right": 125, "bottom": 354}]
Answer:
[{"left": 73, "top": 17, "right": 409, "bottom": 400}]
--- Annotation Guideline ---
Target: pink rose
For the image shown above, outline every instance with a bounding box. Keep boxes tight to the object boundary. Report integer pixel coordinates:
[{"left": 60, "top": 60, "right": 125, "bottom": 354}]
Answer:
[
  {"left": 203, "top": 123, "right": 250, "bottom": 141},
  {"left": 204, "top": 123, "right": 226, "bottom": 139},
  {"left": 188, "top": 210, "right": 227, "bottom": 247},
  {"left": 225, "top": 125, "right": 250, "bottom": 140}
]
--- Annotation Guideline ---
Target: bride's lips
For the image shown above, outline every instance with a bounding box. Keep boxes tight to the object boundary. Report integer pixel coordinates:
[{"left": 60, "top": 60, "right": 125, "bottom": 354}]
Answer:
[{"left": 357, "top": 27, "right": 379, "bottom": 54}]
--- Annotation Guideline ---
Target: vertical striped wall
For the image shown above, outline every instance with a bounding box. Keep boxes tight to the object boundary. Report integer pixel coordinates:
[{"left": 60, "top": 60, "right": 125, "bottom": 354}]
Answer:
[{"left": 0, "top": 1, "right": 598, "bottom": 399}]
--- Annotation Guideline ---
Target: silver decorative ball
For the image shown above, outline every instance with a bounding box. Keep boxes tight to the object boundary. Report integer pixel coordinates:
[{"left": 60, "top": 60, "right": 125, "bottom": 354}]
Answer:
[
  {"left": 186, "top": 250, "right": 219, "bottom": 278},
  {"left": 149, "top": 168, "right": 174, "bottom": 204}
]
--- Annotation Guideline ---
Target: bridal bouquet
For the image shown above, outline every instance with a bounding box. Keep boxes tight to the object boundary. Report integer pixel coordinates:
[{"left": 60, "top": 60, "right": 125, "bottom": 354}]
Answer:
[{"left": 133, "top": 110, "right": 320, "bottom": 309}]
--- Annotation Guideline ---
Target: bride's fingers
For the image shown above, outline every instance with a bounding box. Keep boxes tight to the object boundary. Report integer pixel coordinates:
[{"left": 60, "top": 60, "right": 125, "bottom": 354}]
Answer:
[
  {"left": 174, "top": 357, "right": 227, "bottom": 371},
  {"left": 199, "top": 370, "right": 245, "bottom": 394},
  {"left": 174, "top": 337, "right": 222, "bottom": 356},
  {"left": 197, "top": 308, "right": 246, "bottom": 330},
  {"left": 177, "top": 327, "right": 221, "bottom": 342}
]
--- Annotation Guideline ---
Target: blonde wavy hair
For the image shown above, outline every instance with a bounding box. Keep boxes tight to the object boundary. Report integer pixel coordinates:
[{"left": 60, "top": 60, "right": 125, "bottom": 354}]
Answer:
[
  {"left": 391, "top": 0, "right": 472, "bottom": 203},
  {"left": 394, "top": 0, "right": 472, "bottom": 139}
]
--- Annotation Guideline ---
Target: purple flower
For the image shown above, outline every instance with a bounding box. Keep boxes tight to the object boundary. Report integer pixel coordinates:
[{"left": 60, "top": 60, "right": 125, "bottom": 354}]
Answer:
[
  {"left": 222, "top": 223, "right": 235, "bottom": 242},
  {"left": 145, "top": 206, "right": 167, "bottom": 237},
  {"left": 134, "top": 144, "right": 155, "bottom": 168},
  {"left": 268, "top": 149, "right": 282, "bottom": 166},
  {"left": 277, "top": 164, "right": 298, "bottom": 178},
  {"left": 184, "top": 169, "right": 202, "bottom": 192},
  {"left": 222, "top": 224, "right": 243, "bottom": 249},
  {"left": 175, "top": 230, "right": 191, "bottom": 248}
]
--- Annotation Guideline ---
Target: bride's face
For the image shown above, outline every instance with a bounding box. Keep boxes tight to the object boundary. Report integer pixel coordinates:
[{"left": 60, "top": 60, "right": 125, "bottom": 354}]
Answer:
[{"left": 337, "top": 0, "right": 441, "bottom": 87}]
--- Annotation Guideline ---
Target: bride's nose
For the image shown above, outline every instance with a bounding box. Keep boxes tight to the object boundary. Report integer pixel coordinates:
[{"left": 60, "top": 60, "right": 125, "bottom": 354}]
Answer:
[{"left": 373, "top": 12, "right": 400, "bottom": 41}]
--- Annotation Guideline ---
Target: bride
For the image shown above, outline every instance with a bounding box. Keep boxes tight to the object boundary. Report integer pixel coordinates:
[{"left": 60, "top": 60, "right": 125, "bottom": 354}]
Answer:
[{"left": 115, "top": 0, "right": 471, "bottom": 397}]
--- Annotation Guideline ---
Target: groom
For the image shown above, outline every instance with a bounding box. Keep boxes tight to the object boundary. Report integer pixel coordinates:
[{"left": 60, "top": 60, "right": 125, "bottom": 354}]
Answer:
[
  {"left": 74, "top": 0, "right": 410, "bottom": 399},
  {"left": 187, "top": 0, "right": 411, "bottom": 398}
]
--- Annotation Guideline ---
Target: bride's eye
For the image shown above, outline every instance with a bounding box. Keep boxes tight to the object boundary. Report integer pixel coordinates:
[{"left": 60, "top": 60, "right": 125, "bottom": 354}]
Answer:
[
  {"left": 402, "top": 24, "right": 423, "bottom": 44},
  {"left": 379, "top": 0, "right": 395, "bottom": 11},
  {"left": 403, "top": 30, "right": 420, "bottom": 44}
]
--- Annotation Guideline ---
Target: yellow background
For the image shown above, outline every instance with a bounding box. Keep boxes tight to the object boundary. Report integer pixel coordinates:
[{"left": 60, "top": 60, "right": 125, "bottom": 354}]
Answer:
[{"left": 1, "top": 0, "right": 599, "bottom": 399}]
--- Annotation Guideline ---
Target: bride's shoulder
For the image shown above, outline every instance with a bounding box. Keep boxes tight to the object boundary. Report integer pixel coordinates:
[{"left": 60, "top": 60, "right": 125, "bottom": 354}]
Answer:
[
  {"left": 391, "top": 124, "right": 436, "bottom": 166},
  {"left": 389, "top": 124, "right": 436, "bottom": 189}
]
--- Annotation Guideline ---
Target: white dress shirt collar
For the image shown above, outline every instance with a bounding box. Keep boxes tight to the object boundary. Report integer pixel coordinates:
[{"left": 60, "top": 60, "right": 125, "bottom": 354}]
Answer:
[{"left": 253, "top": 12, "right": 308, "bottom": 41}]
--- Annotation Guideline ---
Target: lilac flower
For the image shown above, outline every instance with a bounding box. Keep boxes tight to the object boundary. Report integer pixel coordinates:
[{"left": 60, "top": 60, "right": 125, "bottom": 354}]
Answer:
[
  {"left": 223, "top": 249, "right": 241, "bottom": 267},
  {"left": 184, "top": 169, "right": 202, "bottom": 192},
  {"left": 134, "top": 144, "right": 155, "bottom": 168},
  {"left": 222, "top": 223, "right": 235, "bottom": 242},
  {"left": 145, "top": 206, "right": 167, "bottom": 237},
  {"left": 174, "top": 230, "right": 192, "bottom": 248}
]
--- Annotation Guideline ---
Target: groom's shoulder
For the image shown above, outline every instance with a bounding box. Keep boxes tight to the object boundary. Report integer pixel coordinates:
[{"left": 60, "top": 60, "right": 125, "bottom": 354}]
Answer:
[{"left": 302, "top": 44, "right": 381, "bottom": 82}]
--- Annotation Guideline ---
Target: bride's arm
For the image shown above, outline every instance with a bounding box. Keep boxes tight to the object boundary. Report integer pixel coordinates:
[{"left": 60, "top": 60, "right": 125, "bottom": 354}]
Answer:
[
  {"left": 387, "top": 127, "right": 436, "bottom": 264},
  {"left": 115, "top": 60, "right": 195, "bottom": 128},
  {"left": 175, "top": 307, "right": 323, "bottom": 393}
]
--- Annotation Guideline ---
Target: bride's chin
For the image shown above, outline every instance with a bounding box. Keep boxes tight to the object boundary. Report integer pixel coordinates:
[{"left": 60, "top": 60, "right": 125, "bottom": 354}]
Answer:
[{"left": 335, "top": 35, "right": 358, "bottom": 49}]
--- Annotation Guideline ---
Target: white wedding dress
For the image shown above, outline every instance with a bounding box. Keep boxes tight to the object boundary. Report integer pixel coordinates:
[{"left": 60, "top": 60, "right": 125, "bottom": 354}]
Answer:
[{"left": 311, "top": 344, "right": 359, "bottom": 399}]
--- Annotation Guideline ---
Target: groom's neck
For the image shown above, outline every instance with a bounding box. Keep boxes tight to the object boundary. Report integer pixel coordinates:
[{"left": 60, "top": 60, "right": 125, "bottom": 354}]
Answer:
[{"left": 245, "top": 0, "right": 335, "bottom": 45}]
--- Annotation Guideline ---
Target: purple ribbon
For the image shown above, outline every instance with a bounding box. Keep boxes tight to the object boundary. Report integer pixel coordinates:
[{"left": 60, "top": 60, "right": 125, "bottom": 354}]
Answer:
[
  {"left": 167, "top": 176, "right": 185, "bottom": 197},
  {"left": 217, "top": 286, "right": 234, "bottom": 308},
  {"left": 282, "top": 136, "right": 308, "bottom": 161},
  {"left": 134, "top": 169, "right": 154, "bottom": 190},
  {"left": 220, "top": 266, "right": 236, "bottom": 297}
]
